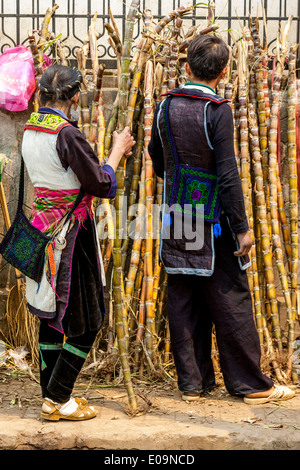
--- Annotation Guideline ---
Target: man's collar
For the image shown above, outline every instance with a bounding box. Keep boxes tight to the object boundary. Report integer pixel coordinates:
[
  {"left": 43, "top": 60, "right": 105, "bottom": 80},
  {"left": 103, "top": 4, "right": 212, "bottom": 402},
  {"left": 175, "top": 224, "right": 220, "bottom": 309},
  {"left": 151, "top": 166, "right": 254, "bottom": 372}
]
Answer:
[{"left": 184, "top": 82, "right": 216, "bottom": 95}]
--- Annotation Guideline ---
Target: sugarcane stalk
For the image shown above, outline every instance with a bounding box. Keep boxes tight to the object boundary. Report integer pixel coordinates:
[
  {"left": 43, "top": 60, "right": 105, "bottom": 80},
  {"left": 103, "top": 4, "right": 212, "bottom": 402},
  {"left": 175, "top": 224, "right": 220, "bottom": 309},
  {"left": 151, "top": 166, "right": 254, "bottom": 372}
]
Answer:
[
  {"left": 113, "top": 0, "right": 140, "bottom": 412},
  {"left": 129, "top": 9, "right": 153, "bottom": 75},
  {"left": 121, "top": 109, "right": 145, "bottom": 270},
  {"left": 248, "top": 105, "right": 284, "bottom": 379},
  {"left": 155, "top": 269, "right": 167, "bottom": 334},
  {"left": 160, "top": 42, "right": 171, "bottom": 96},
  {"left": 267, "top": 35, "right": 295, "bottom": 372},
  {"left": 76, "top": 46, "right": 90, "bottom": 140},
  {"left": 28, "top": 34, "right": 43, "bottom": 112},
  {"left": 89, "top": 12, "right": 99, "bottom": 86},
  {"left": 163, "top": 320, "right": 171, "bottom": 363},
  {"left": 251, "top": 17, "right": 274, "bottom": 249},
  {"left": 119, "top": 17, "right": 152, "bottom": 272},
  {"left": 134, "top": 272, "right": 146, "bottom": 368},
  {"left": 237, "top": 38, "right": 252, "bottom": 231},
  {"left": 39, "top": 4, "right": 59, "bottom": 59},
  {"left": 104, "top": 94, "right": 119, "bottom": 159},
  {"left": 239, "top": 36, "right": 283, "bottom": 353},
  {"left": 109, "top": 7, "right": 122, "bottom": 49},
  {"left": 95, "top": 64, "right": 106, "bottom": 161},
  {"left": 154, "top": 61, "right": 165, "bottom": 100},
  {"left": 143, "top": 60, "right": 155, "bottom": 360},
  {"left": 105, "top": 22, "right": 123, "bottom": 57},
  {"left": 128, "top": 245, "right": 145, "bottom": 334},
  {"left": 238, "top": 37, "right": 256, "bottom": 305},
  {"left": 124, "top": 11, "right": 153, "bottom": 130},
  {"left": 168, "top": 18, "right": 182, "bottom": 90},
  {"left": 273, "top": 19, "right": 293, "bottom": 269},
  {"left": 125, "top": 54, "right": 146, "bottom": 129},
  {"left": 132, "top": 238, "right": 145, "bottom": 310},
  {"left": 178, "top": 58, "right": 188, "bottom": 89},
  {"left": 208, "top": 1, "right": 215, "bottom": 24},
  {"left": 100, "top": 98, "right": 119, "bottom": 273},
  {"left": 245, "top": 26, "right": 257, "bottom": 109},
  {"left": 287, "top": 45, "right": 299, "bottom": 330},
  {"left": 152, "top": 177, "right": 163, "bottom": 313},
  {"left": 225, "top": 71, "right": 240, "bottom": 171},
  {"left": 124, "top": 165, "right": 146, "bottom": 312},
  {"left": 178, "top": 23, "right": 220, "bottom": 53},
  {"left": 88, "top": 64, "right": 105, "bottom": 151}
]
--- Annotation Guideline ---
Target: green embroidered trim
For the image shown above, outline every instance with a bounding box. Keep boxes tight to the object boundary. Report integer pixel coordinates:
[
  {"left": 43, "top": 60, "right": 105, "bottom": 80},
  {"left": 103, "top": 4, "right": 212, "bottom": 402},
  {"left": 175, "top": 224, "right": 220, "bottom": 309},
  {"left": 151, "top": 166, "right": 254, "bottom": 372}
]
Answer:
[
  {"left": 38, "top": 343, "right": 63, "bottom": 371},
  {"left": 25, "top": 113, "right": 69, "bottom": 132},
  {"left": 63, "top": 343, "right": 88, "bottom": 360}
]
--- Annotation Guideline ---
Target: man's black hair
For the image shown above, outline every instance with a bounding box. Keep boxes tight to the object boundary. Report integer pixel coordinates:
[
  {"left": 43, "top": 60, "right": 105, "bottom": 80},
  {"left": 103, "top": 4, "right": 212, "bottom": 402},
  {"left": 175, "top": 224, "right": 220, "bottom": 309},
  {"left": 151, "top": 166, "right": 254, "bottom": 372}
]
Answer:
[
  {"left": 187, "top": 34, "right": 229, "bottom": 81},
  {"left": 39, "top": 64, "right": 83, "bottom": 105}
]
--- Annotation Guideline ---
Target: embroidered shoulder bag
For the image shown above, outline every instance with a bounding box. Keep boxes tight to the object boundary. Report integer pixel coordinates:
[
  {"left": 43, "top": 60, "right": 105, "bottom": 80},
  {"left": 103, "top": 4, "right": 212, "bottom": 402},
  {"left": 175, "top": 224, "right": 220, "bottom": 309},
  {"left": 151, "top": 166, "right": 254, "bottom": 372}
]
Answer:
[
  {"left": 0, "top": 158, "right": 84, "bottom": 283},
  {"left": 163, "top": 95, "right": 222, "bottom": 226}
]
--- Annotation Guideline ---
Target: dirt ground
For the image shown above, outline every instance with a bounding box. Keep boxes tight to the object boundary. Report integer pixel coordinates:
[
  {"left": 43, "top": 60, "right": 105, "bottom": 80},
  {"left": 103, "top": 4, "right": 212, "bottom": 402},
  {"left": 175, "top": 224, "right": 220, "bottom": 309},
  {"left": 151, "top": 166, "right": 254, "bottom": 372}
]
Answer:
[{"left": 0, "top": 362, "right": 300, "bottom": 452}]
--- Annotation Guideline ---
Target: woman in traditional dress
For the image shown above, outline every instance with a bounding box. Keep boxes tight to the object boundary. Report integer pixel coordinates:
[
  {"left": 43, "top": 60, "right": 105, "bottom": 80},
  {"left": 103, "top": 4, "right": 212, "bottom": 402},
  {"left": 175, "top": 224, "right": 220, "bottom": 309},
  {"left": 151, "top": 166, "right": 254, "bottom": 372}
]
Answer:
[{"left": 22, "top": 64, "right": 135, "bottom": 421}]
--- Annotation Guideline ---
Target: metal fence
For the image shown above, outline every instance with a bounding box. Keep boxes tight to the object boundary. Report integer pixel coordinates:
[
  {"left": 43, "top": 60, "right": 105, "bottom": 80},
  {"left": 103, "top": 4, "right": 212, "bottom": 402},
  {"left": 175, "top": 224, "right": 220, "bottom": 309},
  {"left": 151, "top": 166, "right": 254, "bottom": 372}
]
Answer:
[{"left": 0, "top": 0, "right": 299, "bottom": 67}]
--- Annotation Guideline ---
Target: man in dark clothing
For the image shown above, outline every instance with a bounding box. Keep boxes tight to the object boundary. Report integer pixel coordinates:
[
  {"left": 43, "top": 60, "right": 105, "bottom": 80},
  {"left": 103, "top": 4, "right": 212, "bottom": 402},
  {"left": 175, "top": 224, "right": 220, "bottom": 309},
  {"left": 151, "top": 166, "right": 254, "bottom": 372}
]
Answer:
[{"left": 148, "top": 35, "right": 294, "bottom": 404}]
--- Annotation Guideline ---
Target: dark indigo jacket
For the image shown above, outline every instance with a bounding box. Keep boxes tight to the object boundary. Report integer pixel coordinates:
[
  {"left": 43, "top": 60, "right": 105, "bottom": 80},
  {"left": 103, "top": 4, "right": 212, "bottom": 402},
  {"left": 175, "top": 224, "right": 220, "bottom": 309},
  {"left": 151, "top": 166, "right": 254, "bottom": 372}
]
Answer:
[{"left": 148, "top": 86, "right": 249, "bottom": 276}]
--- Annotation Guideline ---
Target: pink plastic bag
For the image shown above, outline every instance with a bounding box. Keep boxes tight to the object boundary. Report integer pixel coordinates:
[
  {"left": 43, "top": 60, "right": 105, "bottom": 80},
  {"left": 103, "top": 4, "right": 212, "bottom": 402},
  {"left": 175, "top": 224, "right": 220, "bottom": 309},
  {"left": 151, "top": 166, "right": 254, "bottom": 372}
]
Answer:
[{"left": 0, "top": 45, "right": 36, "bottom": 112}]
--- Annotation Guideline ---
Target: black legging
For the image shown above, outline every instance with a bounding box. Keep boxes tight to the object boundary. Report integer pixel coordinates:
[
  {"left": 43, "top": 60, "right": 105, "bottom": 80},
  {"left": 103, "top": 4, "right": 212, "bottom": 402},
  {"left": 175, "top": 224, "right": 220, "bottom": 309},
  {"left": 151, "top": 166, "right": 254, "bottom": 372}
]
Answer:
[{"left": 39, "top": 319, "right": 98, "bottom": 403}]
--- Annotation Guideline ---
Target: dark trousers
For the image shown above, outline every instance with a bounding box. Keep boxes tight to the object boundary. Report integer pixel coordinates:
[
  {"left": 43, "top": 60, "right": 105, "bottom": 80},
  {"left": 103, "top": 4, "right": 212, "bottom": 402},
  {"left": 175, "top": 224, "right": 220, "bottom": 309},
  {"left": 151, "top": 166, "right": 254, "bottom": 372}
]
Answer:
[
  {"left": 167, "top": 222, "right": 274, "bottom": 396},
  {"left": 39, "top": 320, "right": 98, "bottom": 403}
]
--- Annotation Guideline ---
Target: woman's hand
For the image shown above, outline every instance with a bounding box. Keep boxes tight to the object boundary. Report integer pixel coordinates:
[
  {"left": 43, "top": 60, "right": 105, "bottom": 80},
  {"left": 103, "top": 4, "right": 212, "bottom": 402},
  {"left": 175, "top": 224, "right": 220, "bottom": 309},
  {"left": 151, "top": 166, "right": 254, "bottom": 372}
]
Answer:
[
  {"left": 112, "top": 127, "right": 136, "bottom": 157},
  {"left": 107, "top": 127, "right": 136, "bottom": 171}
]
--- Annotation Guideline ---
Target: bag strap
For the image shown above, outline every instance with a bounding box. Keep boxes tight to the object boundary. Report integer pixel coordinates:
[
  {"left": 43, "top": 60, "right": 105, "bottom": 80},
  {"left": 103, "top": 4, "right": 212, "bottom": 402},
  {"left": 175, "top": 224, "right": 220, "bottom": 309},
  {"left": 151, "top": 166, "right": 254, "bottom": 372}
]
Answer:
[
  {"left": 162, "top": 96, "right": 179, "bottom": 166},
  {"left": 17, "top": 157, "right": 25, "bottom": 214},
  {"left": 51, "top": 187, "right": 85, "bottom": 239},
  {"left": 17, "top": 157, "right": 85, "bottom": 237}
]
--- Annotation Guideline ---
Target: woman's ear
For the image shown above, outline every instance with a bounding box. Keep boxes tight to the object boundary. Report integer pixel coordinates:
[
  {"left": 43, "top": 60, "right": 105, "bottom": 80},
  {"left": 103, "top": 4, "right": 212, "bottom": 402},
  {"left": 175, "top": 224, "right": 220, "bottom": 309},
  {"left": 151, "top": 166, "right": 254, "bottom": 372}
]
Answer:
[
  {"left": 37, "top": 89, "right": 42, "bottom": 105},
  {"left": 70, "top": 91, "right": 80, "bottom": 110}
]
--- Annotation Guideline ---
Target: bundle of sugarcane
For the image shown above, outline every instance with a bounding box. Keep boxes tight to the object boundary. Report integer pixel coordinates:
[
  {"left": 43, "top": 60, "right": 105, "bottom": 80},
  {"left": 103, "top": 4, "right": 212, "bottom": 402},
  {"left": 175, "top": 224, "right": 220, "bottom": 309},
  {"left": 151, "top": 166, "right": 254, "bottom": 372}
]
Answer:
[
  {"left": 107, "top": 5, "right": 299, "bottom": 394},
  {"left": 95, "top": 2, "right": 233, "bottom": 408}
]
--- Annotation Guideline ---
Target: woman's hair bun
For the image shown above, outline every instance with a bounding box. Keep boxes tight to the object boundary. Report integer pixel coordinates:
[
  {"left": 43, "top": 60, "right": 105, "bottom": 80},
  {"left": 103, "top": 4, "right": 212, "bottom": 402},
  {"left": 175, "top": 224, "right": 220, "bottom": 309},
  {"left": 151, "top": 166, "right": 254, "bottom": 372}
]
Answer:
[{"left": 39, "top": 64, "right": 83, "bottom": 105}]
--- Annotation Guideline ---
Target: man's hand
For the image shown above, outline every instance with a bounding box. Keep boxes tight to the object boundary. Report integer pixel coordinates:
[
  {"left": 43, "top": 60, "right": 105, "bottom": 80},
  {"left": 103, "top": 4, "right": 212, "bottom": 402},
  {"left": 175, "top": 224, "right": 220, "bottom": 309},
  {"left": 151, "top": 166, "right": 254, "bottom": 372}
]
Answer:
[{"left": 234, "top": 231, "right": 253, "bottom": 257}]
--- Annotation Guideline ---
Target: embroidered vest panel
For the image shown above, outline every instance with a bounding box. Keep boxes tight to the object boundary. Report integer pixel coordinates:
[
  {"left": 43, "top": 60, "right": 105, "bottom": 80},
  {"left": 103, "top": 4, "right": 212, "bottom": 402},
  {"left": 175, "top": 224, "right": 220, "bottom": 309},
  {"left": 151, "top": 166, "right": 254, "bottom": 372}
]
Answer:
[
  {"left": 157, "top": 89, "right": 228, "bottom": 273},
  {"left": 22, "top": 113, "right": 81, "bottom": 191},
  {"left": 162, "top": 96, "right": 222, "bottom": 222},
  {"left": 158, "top": 93, "right": 217, "bottom": 219}
]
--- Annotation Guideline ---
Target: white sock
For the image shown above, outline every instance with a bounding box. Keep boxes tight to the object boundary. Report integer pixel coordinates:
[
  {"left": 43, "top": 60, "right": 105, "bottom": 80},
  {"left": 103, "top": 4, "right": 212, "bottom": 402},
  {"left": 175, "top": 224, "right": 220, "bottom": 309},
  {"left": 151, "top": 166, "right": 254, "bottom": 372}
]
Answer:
[
  {"left": 59, "top": 397, "right": 80, "bottom": 415},
  {"left": 44, "top": 396, "right": 94, "bottom": 417}
]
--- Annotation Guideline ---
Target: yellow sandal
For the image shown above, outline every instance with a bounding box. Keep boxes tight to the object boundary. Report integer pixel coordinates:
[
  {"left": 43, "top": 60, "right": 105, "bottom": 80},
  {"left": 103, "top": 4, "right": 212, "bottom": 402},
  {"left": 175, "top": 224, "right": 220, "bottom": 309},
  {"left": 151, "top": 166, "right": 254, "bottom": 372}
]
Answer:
[
  {"left": 41, "top": 398, "right": 97, "bottom": 421},
  {"left": 243, "top": 385, "right": 295, "bottom": 405}
]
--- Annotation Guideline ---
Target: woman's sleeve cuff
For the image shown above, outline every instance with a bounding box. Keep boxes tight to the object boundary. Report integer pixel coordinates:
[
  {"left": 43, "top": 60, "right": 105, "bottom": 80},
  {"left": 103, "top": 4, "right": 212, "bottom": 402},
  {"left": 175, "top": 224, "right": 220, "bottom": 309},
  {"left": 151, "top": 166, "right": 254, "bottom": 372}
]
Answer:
[{"left": 102, "top": 164, "right": 117, "bottom": 198}]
